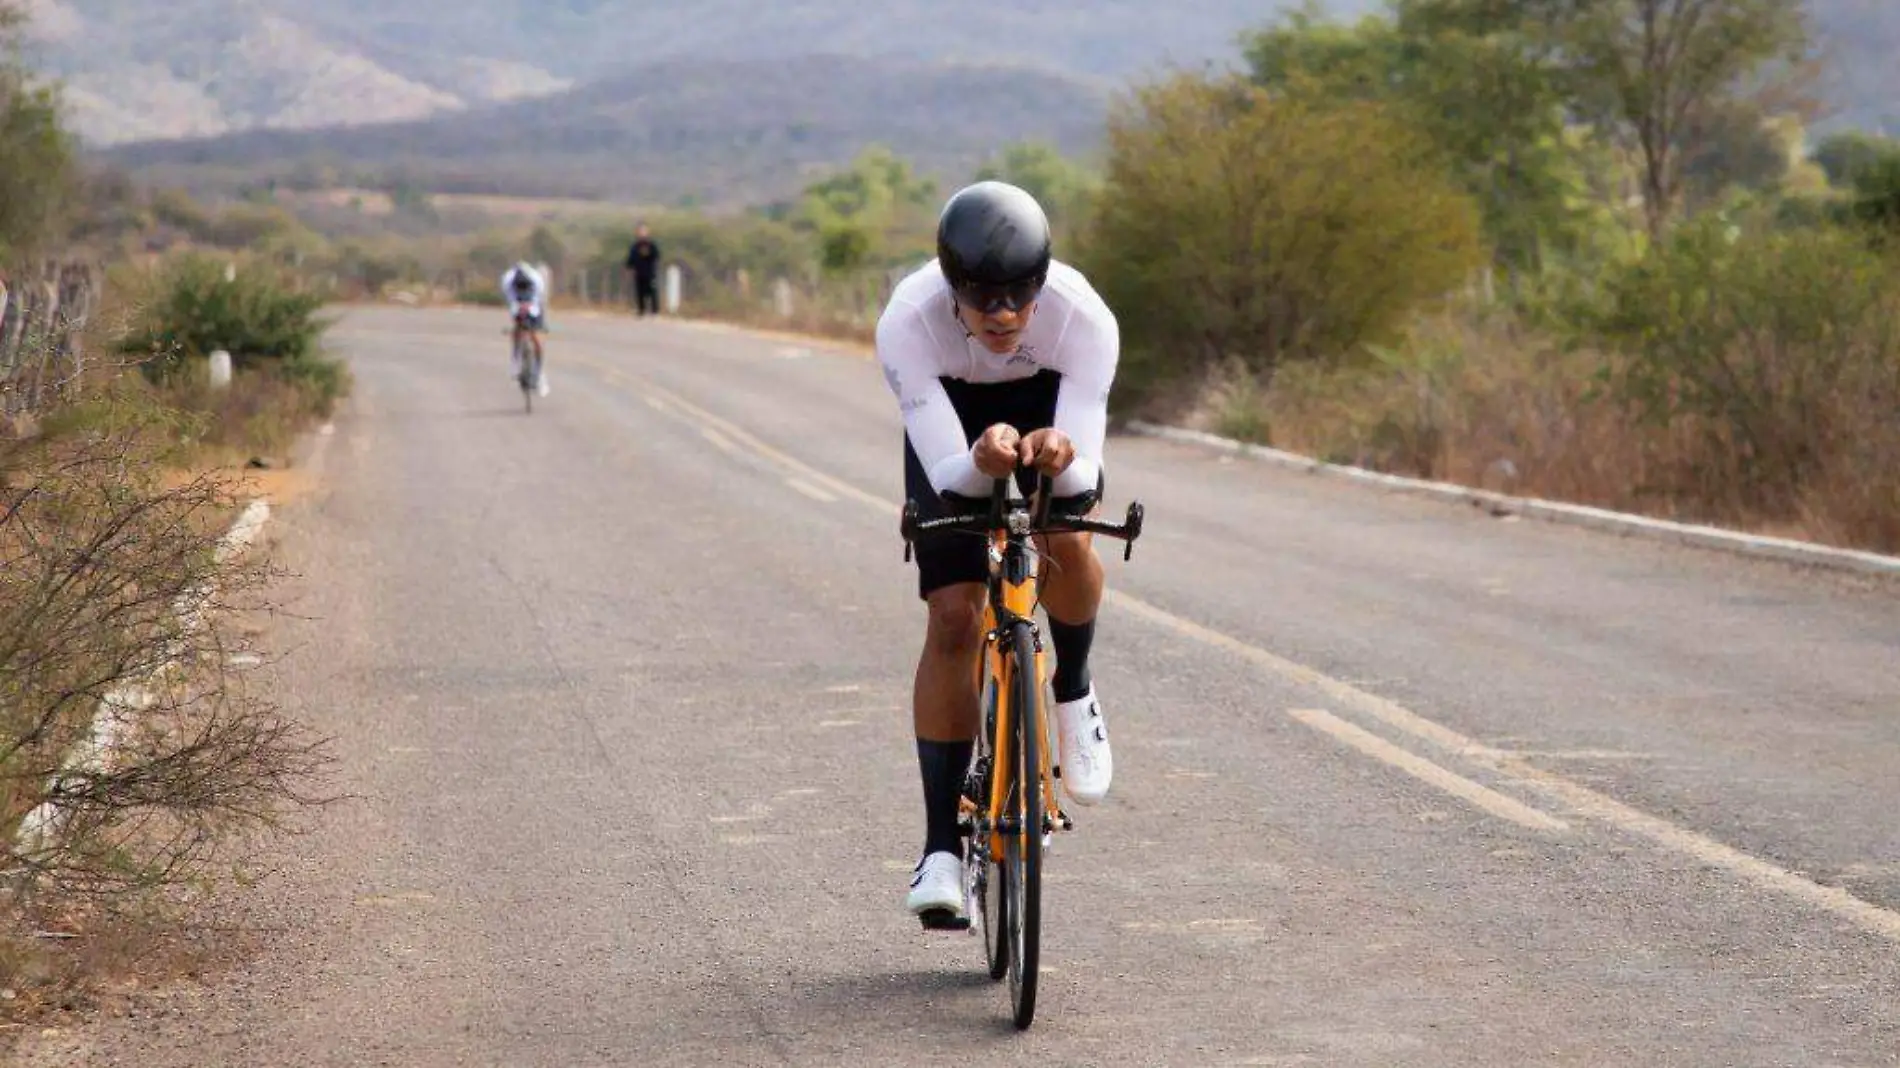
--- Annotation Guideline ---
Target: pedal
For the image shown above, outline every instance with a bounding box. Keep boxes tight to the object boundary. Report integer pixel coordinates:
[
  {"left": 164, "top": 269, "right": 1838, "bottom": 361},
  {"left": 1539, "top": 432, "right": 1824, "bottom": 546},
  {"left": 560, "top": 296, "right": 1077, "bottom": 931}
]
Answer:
[{"left": 917, "top": 908, "right": 972, "bottom": 932}]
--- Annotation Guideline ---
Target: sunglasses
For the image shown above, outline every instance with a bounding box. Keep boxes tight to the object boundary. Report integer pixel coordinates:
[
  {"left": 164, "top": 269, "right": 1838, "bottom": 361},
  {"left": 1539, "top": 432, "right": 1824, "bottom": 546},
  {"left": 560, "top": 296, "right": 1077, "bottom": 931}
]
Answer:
[{"left": 955, "top": 279, "right": 1043, "bottom": 314}]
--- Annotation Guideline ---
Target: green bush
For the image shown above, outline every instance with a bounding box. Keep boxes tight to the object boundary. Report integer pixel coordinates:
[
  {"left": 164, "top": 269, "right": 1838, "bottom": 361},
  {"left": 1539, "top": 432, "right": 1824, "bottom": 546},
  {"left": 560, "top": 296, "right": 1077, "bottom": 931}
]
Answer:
[
  {"left": 1078, "top": 73, "right": 1486, "bottom": 415},
  {"left": 118, "top": 254, "right": 333, "bottom": 381},
  {"left": 275, "top": 352, "right": 351, "bottom": 418},
  {"left": 1589, "top": 217, "right": 1900, "bottom": 515}
]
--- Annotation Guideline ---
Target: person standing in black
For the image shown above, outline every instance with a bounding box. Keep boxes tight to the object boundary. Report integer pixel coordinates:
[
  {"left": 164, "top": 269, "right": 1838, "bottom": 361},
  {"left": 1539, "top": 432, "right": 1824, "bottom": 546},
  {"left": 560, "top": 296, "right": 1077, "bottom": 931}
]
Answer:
[{"left": 625, "top": 223, "right": 661, "bottom": 316}]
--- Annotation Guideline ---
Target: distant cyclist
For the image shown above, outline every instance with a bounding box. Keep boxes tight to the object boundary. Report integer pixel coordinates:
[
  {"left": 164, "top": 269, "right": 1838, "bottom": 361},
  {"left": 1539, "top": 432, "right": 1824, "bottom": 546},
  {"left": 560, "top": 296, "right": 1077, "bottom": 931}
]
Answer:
[
  {"left": 501, "top": 261, "right": 550, "bottom": 397},
  {"left": 877, "top": 180, "right": 1121, "bottom": 923}
]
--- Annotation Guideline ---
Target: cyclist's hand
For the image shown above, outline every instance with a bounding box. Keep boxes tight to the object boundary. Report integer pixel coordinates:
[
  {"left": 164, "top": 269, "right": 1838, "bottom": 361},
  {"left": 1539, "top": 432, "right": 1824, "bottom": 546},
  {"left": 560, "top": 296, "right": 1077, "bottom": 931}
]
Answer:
[
  {"left": 1019, "top": 428, "right": 1075, "bottom": 476},
  {"left": 973, "top": 423, "right": 1022, "bottom": 479}
]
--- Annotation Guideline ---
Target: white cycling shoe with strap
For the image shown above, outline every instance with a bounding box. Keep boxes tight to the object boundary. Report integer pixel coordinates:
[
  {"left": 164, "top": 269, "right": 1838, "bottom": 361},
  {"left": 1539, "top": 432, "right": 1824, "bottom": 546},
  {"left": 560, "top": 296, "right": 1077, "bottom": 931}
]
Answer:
[{"left": 1054, "top": 686, "right": 1112, "bottom": 806}]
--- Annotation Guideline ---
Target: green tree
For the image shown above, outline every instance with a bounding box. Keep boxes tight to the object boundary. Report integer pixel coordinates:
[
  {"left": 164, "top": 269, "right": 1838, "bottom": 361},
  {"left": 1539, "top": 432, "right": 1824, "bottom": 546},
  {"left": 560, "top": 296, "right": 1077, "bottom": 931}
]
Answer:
[
  {"left": 0, "top": 2, "right": 75, "bottom": 262},
  {"left": 1553, "top": 0, "right": 1811, "bottom": 237},
  {"left": 1812, "top": 131, "right": 1900, "bottom": 189},
  {"left": 1245, "top": 2, "right": 1586, "bottom": 275},
  {"left": 1247, "top": 0, "right": 1814, "bottom": 253},
  {"left": 973, "top": 142, "right": 1099, "bottom": 232},
  {"left": 1680, "top": 104, "right": 1802, "bottom": 209},
  {"left": 1081, "top": 73, "right": 1486, "bottom": 410},
  {"left": 791, "top": 145, "right": 938, "bottom": 268}
]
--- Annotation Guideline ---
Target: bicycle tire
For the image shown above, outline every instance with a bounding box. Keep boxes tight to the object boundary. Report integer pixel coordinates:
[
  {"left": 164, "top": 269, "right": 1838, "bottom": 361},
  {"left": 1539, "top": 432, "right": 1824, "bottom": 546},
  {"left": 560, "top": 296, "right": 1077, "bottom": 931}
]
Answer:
[
  {"left": 515, "top": 334, "right": 536, "bottom": 413},
  {"left": 1004, "top": 621, "right": 1042, "bottom": 1030},
  {"left": 974, "top": 675, "right": 1009, "bottom": 981}
]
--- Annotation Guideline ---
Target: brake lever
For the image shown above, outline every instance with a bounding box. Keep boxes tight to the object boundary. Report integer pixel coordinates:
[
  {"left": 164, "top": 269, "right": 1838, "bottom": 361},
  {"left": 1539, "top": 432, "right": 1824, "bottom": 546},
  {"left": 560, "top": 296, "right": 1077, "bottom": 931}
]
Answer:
[{"left": 1029, "top": 469, "right": 1052, "bottom": 533}]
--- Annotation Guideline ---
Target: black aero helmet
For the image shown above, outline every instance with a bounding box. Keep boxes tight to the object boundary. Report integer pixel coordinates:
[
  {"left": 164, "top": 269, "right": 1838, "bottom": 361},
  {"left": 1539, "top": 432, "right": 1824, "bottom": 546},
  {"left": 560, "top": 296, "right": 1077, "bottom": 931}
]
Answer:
[{"left": 936, "top": 181, "right": 1051, "bottom": 313}]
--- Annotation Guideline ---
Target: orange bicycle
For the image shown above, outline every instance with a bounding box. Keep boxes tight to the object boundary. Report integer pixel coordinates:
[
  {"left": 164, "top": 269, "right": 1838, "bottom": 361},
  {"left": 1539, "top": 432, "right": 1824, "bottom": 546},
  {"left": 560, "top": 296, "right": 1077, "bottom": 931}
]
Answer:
[{"left": 901, "top": 470, "right": 1144, "bottom": 1030}]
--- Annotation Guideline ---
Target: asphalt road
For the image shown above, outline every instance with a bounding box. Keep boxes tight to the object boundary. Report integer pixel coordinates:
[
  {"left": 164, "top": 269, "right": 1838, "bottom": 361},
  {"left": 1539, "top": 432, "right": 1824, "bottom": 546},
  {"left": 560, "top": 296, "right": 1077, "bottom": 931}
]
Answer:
[{"left": 20, "top": 305, "right": 1900, "bottom": 1066}]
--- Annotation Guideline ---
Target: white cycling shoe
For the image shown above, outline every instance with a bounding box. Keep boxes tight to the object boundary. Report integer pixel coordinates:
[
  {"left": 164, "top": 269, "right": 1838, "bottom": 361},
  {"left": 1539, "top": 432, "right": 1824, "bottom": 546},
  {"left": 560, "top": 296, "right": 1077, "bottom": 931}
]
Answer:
[
  {"left": 1055, "top": 686, "right": 1113, "bottom": 806},
  {"left": 905, "top": 851, "right": 966, "bottom": 920}
]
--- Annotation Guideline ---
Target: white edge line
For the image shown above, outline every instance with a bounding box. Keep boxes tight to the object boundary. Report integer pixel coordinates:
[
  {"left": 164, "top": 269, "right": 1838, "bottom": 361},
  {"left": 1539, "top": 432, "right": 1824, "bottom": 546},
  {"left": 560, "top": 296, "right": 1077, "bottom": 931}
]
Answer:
[
  {"left": 216, "top": 498, "right": 272, "bottom": 562},
  {"left": 12, "top": 495, "right": 273, "bottom": 859},
  {"left": 1124, "top": 420, "right": 1900, "bottom": 578},
  {"left": 1290, "top": 708, "right": 1568, "bottom": 833},
  {"left": 1112, "top": 591, "right": 1900, "bottom": 944},
  {"left": 1498, "top": 759, "right": 1900, "bottom": 941}
]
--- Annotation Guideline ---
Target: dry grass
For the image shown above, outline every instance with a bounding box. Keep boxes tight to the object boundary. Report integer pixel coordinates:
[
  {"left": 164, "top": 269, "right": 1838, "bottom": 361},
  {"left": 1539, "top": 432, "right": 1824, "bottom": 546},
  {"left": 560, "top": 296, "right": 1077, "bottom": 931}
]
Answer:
[
  {"left": 1234, "top": 303, "right": 1900, "bottom": 553},
  {"left": 161, "top": 368, "right": 339, "bottom": 466},
  {"left": 1, "top": 890, "right": 256, "bottom": 1030}
]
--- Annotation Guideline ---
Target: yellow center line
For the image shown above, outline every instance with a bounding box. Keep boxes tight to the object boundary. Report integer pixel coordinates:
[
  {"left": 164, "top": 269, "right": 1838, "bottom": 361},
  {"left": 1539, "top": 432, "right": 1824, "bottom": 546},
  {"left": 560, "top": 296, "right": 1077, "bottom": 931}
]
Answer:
[
  {"left": 699, "top": 426, "right": 742, "bottom": 456},
  {"left": 785, "top": 479, "right": 840, "bottom": 504}
]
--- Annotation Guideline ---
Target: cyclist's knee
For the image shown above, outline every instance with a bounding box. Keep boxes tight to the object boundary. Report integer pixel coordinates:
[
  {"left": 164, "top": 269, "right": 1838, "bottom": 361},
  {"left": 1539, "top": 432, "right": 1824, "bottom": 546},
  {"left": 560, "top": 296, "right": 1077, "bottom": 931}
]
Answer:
[
  {"left": 924, "top": 586, "right": 985, "bottom": 654},
  {"left": 1041, "top": 531, "right": 1096, "bottom": 571}
]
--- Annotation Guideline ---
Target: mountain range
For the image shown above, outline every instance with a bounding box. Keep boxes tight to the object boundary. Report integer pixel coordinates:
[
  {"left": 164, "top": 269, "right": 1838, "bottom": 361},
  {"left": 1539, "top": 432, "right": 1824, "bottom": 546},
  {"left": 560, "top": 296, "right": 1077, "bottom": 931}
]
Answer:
[
  {"left": 26, "top": 0, "right": 1366, "bottom": 145},
  {"left": 22, "top": 0, "right": 1900, "bottom": 207}
]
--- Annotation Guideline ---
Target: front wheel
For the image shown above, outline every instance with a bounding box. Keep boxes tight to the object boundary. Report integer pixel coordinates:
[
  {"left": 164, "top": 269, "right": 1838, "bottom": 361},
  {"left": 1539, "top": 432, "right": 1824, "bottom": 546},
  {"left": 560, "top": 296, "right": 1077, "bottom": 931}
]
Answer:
[
  {"left": 1003, "top": 622, "right": 1042, "bottom": 1030},
  {"left": 971, "top": 675, "right": 1008, "bottom": 981}
]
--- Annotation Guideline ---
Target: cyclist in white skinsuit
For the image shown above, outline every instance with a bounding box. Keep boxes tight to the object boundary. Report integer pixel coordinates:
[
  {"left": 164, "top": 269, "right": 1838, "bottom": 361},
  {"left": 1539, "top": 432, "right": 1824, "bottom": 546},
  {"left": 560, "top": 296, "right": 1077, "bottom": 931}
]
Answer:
[
  {"left": 878, "top": 180, "right": 1121, "bottom": 925},
  {"left": 500, "top": 261, "right": 550, "bottom": 396}
]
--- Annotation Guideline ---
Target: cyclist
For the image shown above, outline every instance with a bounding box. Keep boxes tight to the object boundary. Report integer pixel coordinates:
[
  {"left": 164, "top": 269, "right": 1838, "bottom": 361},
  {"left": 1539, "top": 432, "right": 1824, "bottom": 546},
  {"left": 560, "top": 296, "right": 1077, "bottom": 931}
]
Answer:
[
  {"left": 501, "top": 260, "right": 550, "bottom": 397},
  {"left": 878, "top": 180, "right": 1120, "bottom": 923}
]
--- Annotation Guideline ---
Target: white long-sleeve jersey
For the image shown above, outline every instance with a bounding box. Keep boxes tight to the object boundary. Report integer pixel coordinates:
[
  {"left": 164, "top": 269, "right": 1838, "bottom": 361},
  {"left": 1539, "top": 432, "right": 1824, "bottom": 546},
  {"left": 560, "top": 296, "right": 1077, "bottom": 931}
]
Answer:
[
  {"left": 875, "top": 258, "right": 1119, "bottom": 498},
  {"left": 500, "top": 263, "right": 548, "bottom": 316}
]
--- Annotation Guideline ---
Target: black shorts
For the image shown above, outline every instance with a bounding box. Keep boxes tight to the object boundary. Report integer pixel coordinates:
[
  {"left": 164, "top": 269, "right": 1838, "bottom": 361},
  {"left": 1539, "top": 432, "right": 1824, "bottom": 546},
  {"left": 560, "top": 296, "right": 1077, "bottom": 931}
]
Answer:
[{"left": 903, "top": 369, "right": 1104, "bottom": 599}]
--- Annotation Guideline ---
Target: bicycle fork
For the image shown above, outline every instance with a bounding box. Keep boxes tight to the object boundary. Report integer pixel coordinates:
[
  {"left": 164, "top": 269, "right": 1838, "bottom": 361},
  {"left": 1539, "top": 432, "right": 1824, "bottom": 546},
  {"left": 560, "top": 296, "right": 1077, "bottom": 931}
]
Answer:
[{"left": 959, "top": 622, "right": 1074, "bottom": 855}]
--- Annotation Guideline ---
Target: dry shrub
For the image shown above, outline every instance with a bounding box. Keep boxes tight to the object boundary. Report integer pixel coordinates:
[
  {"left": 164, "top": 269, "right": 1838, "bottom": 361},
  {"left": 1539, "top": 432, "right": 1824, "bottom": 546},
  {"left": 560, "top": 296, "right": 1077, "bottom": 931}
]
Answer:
[
  {"left": 1797, "top": 348, "right": 1900, "bottom": 550},
  {"left": 1254, "top": 304, "right": 1628, "bottom": 491},
  {"left": 2, "top": 393, "right": 331, "bottom": 1015},
  {"left": 1231, "top": 273, "right": 1900, "bottom": 552},
  {"left": 1588, "top": 219, "right": 1900, "bottom": 549}
]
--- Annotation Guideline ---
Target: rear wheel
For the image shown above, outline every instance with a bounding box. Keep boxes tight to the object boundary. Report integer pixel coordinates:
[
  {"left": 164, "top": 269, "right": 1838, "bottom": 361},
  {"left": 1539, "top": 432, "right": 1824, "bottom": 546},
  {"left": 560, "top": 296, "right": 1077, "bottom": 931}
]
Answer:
[
  {"left": 516, "top": 334, "right": 536, "bottom": 412},
  {"left": 1003, "top": 623, "right": 1042, "bottom": 1030}
]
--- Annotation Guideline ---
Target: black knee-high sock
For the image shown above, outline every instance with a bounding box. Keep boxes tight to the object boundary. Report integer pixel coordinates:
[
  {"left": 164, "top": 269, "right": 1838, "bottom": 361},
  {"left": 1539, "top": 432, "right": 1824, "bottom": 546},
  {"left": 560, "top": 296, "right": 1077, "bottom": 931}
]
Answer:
[
  {"left": 1047, "top": 616, "right": 1096, "bottom": 703},
  {"left": 917, "top": 738, "right": 974, "bottom": 857}
]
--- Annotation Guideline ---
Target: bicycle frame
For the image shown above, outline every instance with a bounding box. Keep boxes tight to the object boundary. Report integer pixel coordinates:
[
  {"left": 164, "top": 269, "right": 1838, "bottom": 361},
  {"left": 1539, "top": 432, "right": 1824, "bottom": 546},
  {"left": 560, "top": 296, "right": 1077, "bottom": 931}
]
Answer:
[
  {"left": 978, "top": 504, "right": 1052, "bottom": 862},
  {"left": 900, "top": 474, "right": 1144, "bottom": 860}
]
